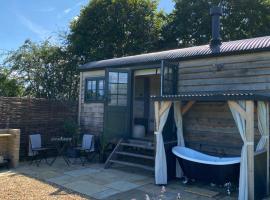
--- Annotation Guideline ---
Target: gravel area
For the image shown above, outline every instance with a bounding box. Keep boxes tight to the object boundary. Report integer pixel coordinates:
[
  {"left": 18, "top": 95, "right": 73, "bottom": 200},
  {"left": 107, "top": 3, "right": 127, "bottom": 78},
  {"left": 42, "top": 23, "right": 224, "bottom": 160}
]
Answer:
[{"left": 0, "top": 171, "right": 90, "bottom": 200}]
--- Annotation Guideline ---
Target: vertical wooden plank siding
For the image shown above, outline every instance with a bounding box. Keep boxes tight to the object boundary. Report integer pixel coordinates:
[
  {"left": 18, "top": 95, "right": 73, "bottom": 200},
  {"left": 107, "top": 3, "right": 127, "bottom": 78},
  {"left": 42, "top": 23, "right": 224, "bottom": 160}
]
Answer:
[{"left": 246, "top": 101, "right": 255, "bottom": 200}]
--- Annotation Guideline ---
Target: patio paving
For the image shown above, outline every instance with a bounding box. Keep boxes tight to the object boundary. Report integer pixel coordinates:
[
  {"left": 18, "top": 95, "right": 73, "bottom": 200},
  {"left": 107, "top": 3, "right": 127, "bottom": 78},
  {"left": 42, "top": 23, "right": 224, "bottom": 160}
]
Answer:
[{"left": 6, "top": 159, "right": 239, "bottom": 200}]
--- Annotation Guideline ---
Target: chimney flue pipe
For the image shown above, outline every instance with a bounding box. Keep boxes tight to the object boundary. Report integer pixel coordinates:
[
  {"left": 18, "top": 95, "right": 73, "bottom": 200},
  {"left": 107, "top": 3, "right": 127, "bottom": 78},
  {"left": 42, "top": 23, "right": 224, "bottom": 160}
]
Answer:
[{"left": 210, "top": 6, "right": 222, "bottom": 47}]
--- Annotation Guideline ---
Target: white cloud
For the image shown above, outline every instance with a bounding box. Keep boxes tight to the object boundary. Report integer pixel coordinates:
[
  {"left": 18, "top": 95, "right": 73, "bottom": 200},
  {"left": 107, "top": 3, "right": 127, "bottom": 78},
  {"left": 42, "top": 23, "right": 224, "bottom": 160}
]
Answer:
[
  {"left": 17, "top": 14, "right": 50, "bottom": 40},
  {"left": 64, "top": 8, "right": 72, "bottom": 14},
  {"left": 58, "top": 1, "right": 86, "bottom": 19}
]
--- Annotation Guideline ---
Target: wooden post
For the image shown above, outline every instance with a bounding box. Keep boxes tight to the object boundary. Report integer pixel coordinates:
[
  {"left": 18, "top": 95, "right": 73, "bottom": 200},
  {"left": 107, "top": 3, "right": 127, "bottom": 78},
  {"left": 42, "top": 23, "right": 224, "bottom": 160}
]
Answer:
[
  {"left": 154, "top": 101, "right": 160, "bottom": 131},
  {"left": 246, "top": 100, "right": 255, "bottom": 200},
  {"left": 78, "top": 72, "right": 83, "bottom": 126},
  {"left": 266, "top": 101, "right": 270, "bottom": 195}
]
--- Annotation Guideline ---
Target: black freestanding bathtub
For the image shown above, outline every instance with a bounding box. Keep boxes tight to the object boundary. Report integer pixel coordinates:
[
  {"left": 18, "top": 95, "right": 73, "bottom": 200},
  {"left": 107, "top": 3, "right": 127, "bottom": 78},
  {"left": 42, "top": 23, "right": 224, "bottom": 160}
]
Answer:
[{"left": 172, "top": 146, "right": 240, "bottom": 185}]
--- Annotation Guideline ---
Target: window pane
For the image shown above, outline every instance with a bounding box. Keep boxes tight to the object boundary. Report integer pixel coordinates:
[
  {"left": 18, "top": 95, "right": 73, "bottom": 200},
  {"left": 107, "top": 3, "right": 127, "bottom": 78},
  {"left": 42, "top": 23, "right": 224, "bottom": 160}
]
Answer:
[
  {"left": 109, "top": 72, "right": 118, "bottom": 83},
  {"left": 91, "top": 90, "right": 97, "bottom": 97},
  {"left": 87, "top": 81, "right": 92, "bottom": 90},
  {"left": 92, "top": 81, "right": 96, "bottom": 90},
  {"left": 99, "top": 80, "right": 104, "bottom": 90},
  {"left": 118, "top": 95, "right": 127, "bottom": 106},
  {"left": 109, "top": 84, "right": 118, "bottom": 94},
  {"left": 98, "top": 89, "right": 104, "bottom": 97},
  {"left": 97, "top": 90, "right": 104, "bottom": 100},
  {"left": 118, "top": 84, "right": 127, "bottom": 94},
  {"left": 119, "top": 73, "right": 128, "bottom": 83},
  {"left": 108, "top": 95, "right": 117, "bottom": 105},
  {"left": 86, "top": 92, "right": 92, "bottom": 99}
]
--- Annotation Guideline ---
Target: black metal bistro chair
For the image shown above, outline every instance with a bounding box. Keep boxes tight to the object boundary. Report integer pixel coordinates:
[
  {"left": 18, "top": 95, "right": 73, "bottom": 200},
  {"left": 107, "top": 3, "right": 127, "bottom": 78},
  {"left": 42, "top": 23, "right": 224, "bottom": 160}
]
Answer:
[
  {"left": 29, "top": 134, "right": 54, "bottom": 166},
  {"left": 73, "top": 134, "right": 95, "bottom": 166}
]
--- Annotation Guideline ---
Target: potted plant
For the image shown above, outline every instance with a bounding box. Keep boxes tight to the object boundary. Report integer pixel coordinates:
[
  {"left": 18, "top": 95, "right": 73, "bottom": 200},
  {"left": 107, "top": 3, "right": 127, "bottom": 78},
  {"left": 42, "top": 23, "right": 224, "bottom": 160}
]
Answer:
[
  {"left": 62, "top": 119, "right": 79, "bottom": 158},
  {"left": 99, "top": 133, "right": 111, "bottom": 163}
]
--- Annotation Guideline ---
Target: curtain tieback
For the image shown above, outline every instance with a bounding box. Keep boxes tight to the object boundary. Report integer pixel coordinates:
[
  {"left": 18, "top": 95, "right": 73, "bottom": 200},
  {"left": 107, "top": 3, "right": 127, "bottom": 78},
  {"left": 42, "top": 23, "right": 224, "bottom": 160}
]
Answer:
[{"left": 155, "top": 131, "right": 161, "bottom": 135}]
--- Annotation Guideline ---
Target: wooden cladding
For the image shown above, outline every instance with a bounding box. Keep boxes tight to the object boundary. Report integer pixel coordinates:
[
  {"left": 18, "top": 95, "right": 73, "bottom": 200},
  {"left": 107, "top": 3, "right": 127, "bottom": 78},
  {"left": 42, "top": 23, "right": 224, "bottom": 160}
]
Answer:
[
  {"left": 178, "top": 52, "right": 270, "bottom": 93},
  {"left": 80, "top": 71, "right": 105, "bottom": 135},
  {"left": 183, "top": 102, "right": 261, "bottom": 156},
  {"left": 0, "top": 97, "right": 77, "bottom": 158},
  {"left": 80, "top": 103, "right": 104, "bottom": 134}
]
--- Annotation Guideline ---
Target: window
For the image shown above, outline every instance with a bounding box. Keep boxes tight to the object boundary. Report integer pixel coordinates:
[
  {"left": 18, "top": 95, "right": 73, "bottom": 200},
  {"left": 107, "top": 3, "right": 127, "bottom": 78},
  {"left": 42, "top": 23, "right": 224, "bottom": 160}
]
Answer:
[
  {"left": 108, "top": 72, "right": 128, "bottom": 106},
  {"left": 85, "top": 77, "right": 105, "bottom": 102},
  {"left": 161, "top": 61, "right": 178, "bottom": 95}
]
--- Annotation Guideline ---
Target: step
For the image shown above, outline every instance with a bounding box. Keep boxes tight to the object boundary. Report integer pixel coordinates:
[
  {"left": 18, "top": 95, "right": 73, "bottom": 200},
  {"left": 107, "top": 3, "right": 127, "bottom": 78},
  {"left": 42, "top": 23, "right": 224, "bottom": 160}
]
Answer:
[
  {"left": 109, "top": 159, "right": 154, "bottom": 171},
  {"left": 120, "top": 142, "right": 154, "bottom": 150},
  {"left": 128, "top": 139, "right": 154, "bottom": 145},
  {"left": 115, "top": 151, "right": 155, "bottom": 160}
]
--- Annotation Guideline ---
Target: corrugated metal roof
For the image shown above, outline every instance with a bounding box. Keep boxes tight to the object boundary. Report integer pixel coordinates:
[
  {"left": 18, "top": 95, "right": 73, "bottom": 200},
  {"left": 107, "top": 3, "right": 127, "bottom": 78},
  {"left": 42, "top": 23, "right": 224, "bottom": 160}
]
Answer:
[{"left": 80, "top": 36, "right": 270, "bottom": 70}]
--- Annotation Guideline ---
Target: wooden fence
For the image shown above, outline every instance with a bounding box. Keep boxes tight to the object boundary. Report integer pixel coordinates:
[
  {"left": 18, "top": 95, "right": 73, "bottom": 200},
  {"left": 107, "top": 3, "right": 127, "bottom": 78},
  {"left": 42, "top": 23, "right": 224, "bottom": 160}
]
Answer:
[{"left": 0, "top": 97, "right": 77, "bottom": 159}]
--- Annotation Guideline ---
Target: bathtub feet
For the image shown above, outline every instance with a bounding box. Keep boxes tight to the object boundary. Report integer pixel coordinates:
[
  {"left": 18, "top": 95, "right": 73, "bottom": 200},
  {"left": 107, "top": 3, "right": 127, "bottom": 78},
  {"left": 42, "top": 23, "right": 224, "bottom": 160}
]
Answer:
[
  {"left": 182, "top": 176, "right": 189, "bottom": 184},
  {"left": 224, "top": 182, "right": 232, "bottom": 195}
]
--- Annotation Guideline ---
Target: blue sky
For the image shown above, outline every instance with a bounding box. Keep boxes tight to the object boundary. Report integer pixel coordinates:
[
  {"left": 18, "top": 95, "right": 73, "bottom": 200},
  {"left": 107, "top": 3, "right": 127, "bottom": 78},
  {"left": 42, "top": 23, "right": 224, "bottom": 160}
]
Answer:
[{"left": 0, "top": 0, "right": 174, "bottom": 54}]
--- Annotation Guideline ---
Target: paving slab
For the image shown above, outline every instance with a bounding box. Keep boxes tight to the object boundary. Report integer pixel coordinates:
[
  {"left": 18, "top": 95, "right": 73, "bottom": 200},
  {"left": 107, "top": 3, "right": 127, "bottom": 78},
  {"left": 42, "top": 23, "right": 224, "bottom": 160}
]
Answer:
[
  {"left": 88, "top": 171, "right": 119, "bottom": 179},
  {"left": 64, "top": 168, "right": 101, "bottom": 177},
  {"left": 14, "top": 161, "right": 240, "bottom": 199},
  {"left": 138, "top": 183, "right": 165, "bottom": 194},
  {"left": 132, "top": 177, "right": 154, "bottom": 186},
  {"left": 91, "top": 188, "right": 120, "bottom": 199},
  {"left": 105, "top": 180, "right": 140, "bottom": 192},
  {"left": 47, "top": 175, "right": 74, "bottom": 185},
  {"left": 82, "top": 174, "right": 117, "bottom": 185},
  {"left": 121, "top": 173, "right": 149, "bottom": 182},
  {"left": 106, "top": 189, "right": 147, "bottom": 200},
  {"left": 64, "top": 180, "right": 108, "bottom": 196}
]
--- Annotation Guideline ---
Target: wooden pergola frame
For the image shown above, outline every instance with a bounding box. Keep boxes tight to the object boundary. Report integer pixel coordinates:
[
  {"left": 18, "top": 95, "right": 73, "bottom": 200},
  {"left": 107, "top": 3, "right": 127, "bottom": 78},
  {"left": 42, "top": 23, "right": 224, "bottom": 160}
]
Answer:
[{"left": 153, "top": 99, "right": 269, "bottom": 200}]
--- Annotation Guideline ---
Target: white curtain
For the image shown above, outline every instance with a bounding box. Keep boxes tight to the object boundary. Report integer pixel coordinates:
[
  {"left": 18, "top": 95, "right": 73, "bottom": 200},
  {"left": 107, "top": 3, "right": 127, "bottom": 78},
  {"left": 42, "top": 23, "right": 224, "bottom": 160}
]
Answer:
[
  {"left": 155, "top": 102, "right": 172, "bottom": 185},
  {"left": 228, "top": 101, "right": 248, "bottom": 200},
  {"left": 174, "top": 102, "right": 185, "bottom": 178},
  {"left": 256, "top": 101, "right": 269, "bottom": 152}
]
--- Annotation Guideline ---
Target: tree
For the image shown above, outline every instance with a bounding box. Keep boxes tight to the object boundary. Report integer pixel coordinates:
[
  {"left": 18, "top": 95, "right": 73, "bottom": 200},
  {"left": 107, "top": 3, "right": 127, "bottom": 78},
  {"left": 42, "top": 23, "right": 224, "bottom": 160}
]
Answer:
[
  {"left": 3, "top": 40, "right": 79, "bottom": 100},
  {"left": 0, "top": 68, "right": 23, "bottom": 97},
  {"left": 160, "top": 0, "right": 270, "bottom": 49},
  {"left": 68, "top": 0, "right": 164, "bottom": 62}
]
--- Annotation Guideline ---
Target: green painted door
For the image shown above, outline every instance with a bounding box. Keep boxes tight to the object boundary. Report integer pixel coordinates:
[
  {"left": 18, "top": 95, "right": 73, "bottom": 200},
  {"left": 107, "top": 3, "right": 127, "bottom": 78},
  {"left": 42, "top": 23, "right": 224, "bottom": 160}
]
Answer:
[{"left": 104, "top": 69, "right": 132, "bottom": 142}]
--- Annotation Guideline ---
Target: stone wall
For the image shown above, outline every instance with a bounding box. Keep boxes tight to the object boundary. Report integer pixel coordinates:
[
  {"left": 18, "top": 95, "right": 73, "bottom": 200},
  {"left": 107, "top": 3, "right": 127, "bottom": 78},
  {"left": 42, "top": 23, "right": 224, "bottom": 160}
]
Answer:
[{"left": 0, "top": 129, "right": 20, "bottom": 167}]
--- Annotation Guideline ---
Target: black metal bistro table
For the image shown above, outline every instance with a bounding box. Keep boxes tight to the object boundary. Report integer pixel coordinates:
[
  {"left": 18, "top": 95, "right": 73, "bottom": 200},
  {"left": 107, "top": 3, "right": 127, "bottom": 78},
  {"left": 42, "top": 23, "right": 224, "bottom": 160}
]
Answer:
[{"left": 50, "top": 137, "right": 72, "bottom": 166}]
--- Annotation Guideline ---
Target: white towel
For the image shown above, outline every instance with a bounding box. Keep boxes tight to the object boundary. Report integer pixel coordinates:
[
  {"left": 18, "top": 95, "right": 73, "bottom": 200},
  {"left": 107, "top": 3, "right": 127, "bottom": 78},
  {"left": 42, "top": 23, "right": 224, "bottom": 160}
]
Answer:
[{"left": 82, "top": 134, "right": 94, "bottom": 152}]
